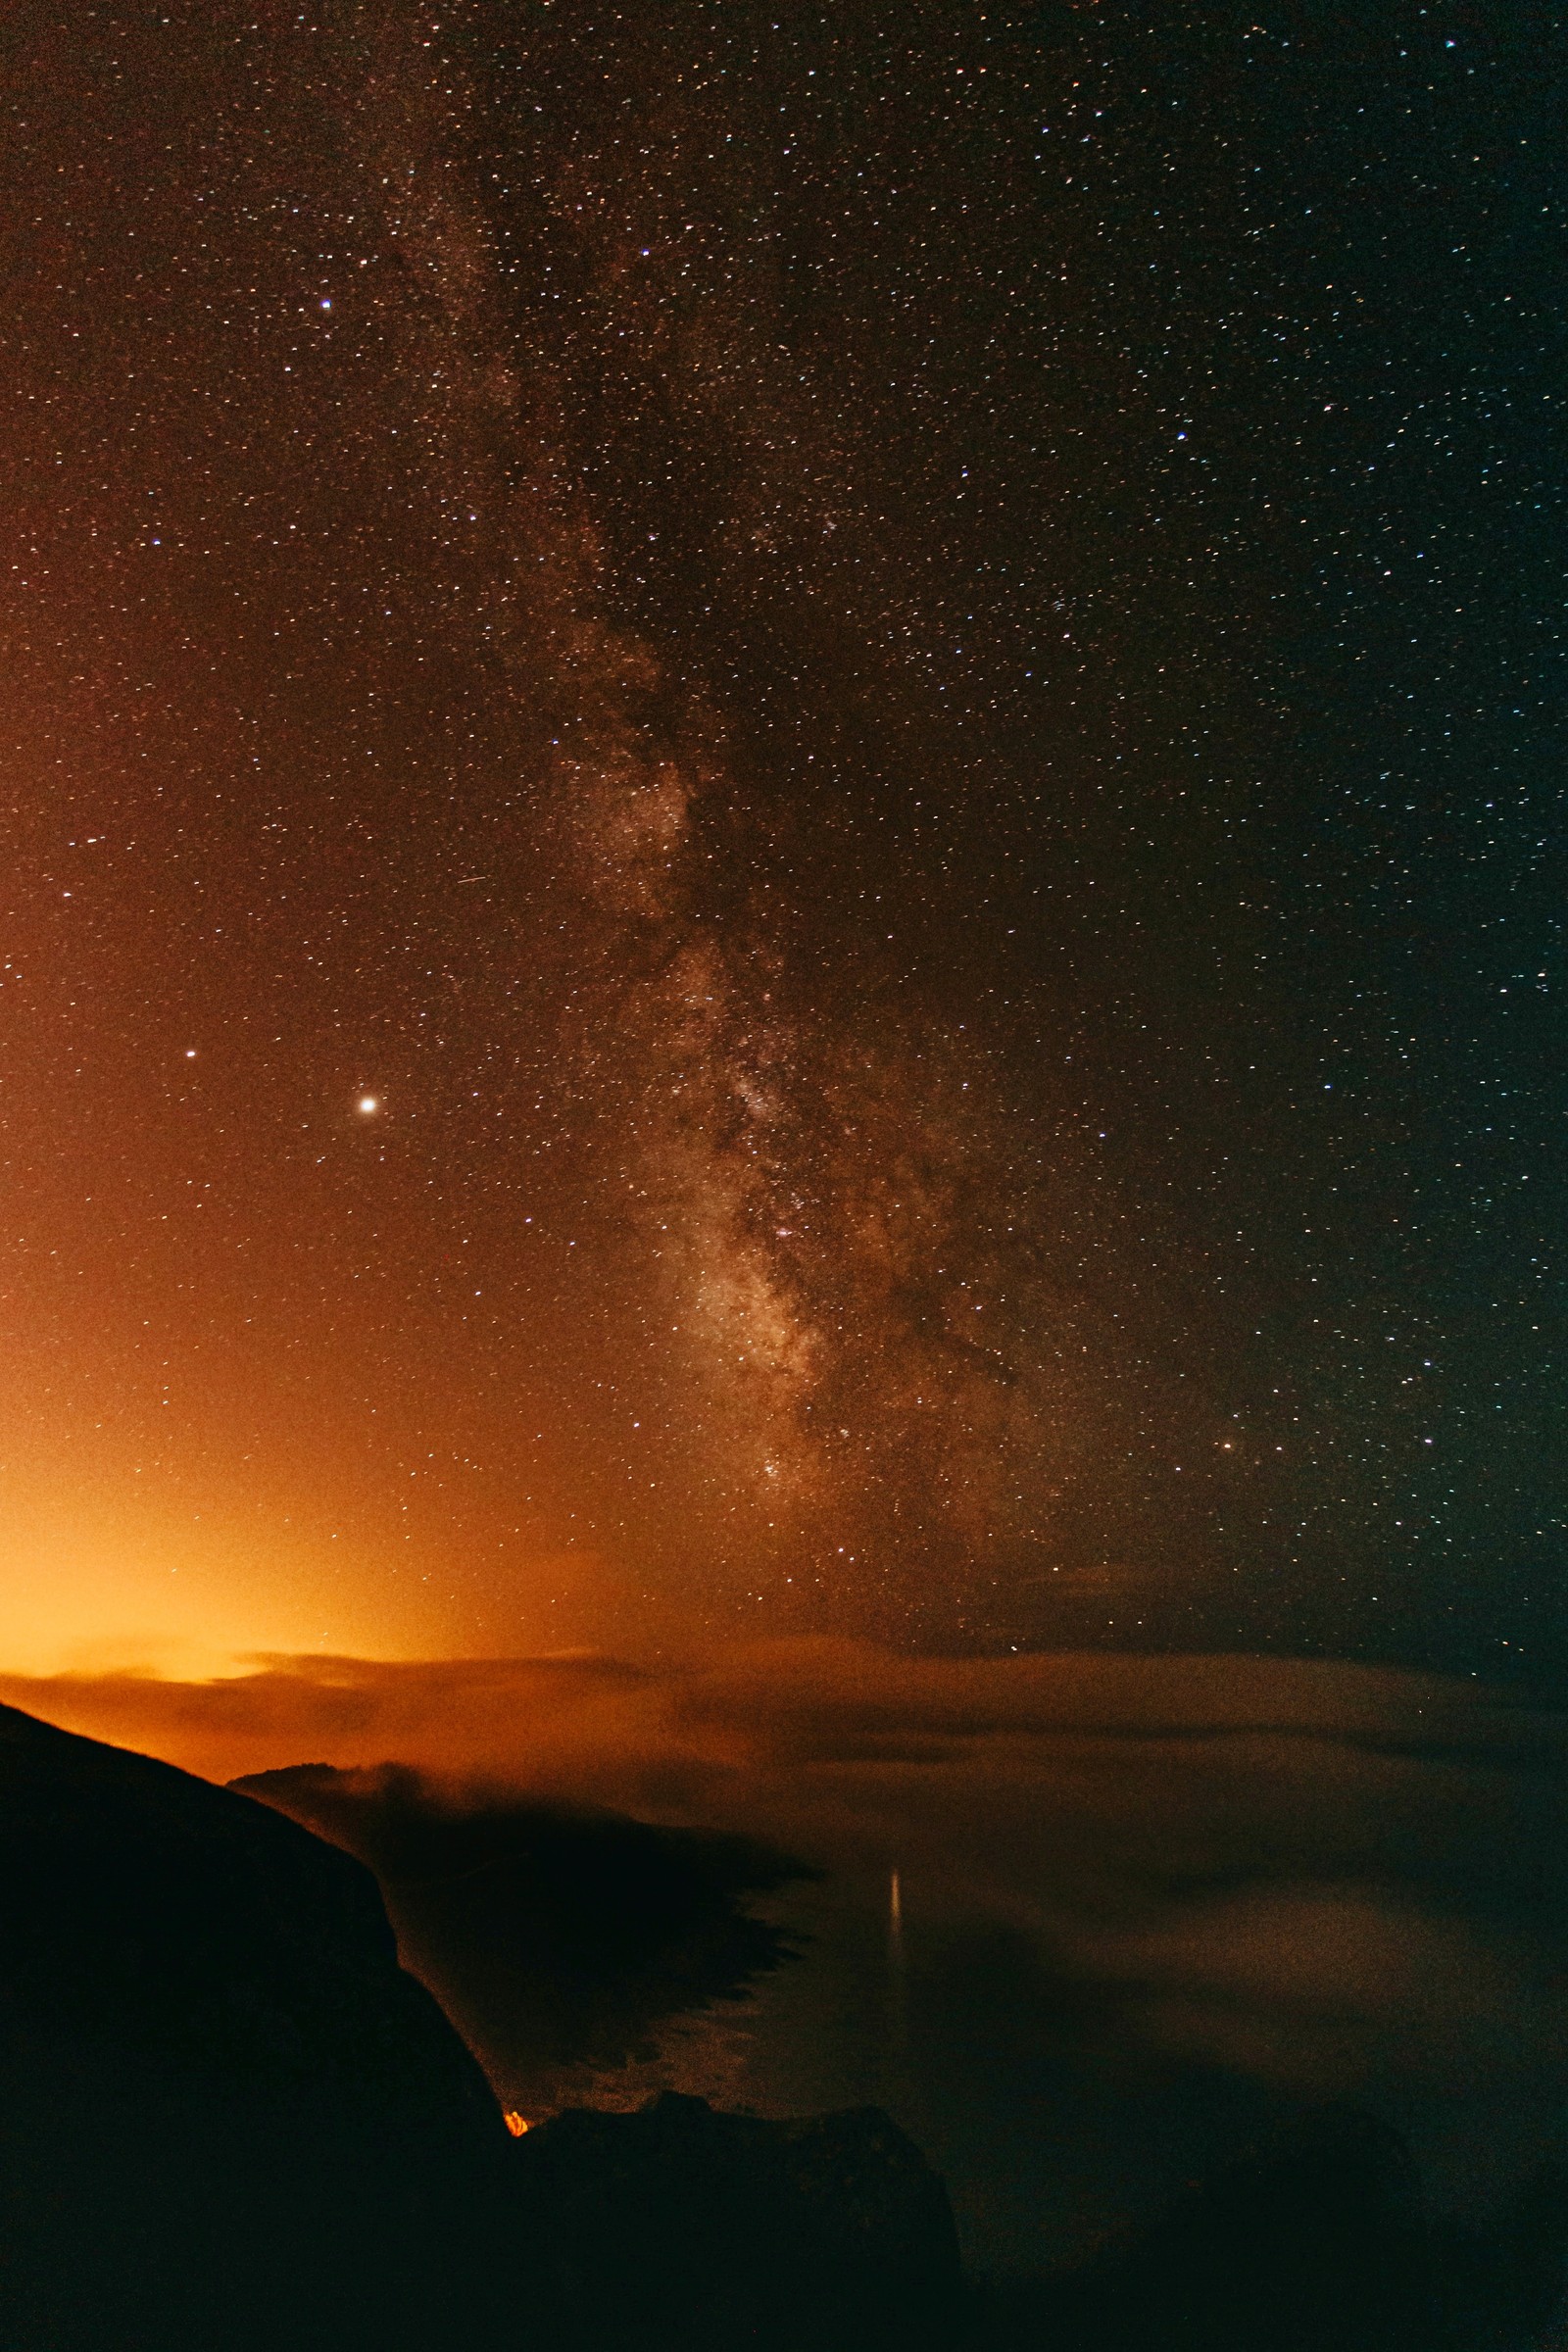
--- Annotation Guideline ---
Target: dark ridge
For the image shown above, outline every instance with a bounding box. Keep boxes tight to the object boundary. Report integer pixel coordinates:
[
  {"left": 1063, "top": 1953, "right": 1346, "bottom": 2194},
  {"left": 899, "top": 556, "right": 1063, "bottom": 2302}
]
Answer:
[
  {"left": 5, "top": 1702, "right": 1566, "bottom": 2350},
  {"left": 0, "top": 1701, "right": 510, "bottom": 2351},
  {"left": 232, "top": 1759, "right": 815, "bottom": 2079},
  {"left": 511, "top": 2089, "right": 966, "bottom": 2352},
  {"left": 980, "top": 2105, "right": 1568, "bottom": 2352}
]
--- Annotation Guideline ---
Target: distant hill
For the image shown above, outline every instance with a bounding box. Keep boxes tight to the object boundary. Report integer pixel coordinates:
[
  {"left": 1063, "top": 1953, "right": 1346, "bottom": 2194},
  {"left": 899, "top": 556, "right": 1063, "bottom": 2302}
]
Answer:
[{"left": 230, "top": 1758, "right": 810, "bottom": 2088}]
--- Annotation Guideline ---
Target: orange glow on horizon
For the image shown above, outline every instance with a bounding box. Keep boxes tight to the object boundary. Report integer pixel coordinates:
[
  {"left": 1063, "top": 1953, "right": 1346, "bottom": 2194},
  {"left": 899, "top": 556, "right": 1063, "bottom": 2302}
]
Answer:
[{"left": 0, "top": 1441, "right": 633, "bottom": 1681}]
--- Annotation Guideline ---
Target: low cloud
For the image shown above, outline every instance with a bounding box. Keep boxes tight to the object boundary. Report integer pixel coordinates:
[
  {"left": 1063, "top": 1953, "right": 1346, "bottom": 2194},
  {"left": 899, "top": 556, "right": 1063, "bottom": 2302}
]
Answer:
[{"left": 7, "top": 1642, "right": 1567, "bottom": 2246}]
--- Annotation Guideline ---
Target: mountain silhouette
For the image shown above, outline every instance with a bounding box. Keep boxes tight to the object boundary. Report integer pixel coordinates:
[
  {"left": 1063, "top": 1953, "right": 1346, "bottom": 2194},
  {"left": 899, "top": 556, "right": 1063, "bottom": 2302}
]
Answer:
[
  {"left": 4, "top": 1698, "right": 1564, "bottom": 2351},
  {"left": 511, "top": 2088, "right": 965, "bottom": 2351},
  {"left": 230, "top": 1759, "right": 809, "bottom": 2087},
  {"left": 0, "top": 1702, "right": 956, "bottom": 2352},
  {"left": 0, "top": 1700, "right": 511, "bottom": 2350}
]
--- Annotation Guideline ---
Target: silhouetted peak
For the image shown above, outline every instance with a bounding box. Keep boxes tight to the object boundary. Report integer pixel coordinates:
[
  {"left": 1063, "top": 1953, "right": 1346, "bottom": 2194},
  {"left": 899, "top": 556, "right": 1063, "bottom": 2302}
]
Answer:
[
  {"left": 0, "top": 1702, "right": 508, "bottom": 2351},
  {"left": 512, "top": 2088, "right": 966, "bottom": 2352}
]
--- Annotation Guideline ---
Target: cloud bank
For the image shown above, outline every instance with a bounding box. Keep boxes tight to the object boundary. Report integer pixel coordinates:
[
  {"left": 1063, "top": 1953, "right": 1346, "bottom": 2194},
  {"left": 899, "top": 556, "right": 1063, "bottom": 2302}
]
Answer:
[{"left": 7, "top": 1648, "right": 1560, "bottom": 2060}]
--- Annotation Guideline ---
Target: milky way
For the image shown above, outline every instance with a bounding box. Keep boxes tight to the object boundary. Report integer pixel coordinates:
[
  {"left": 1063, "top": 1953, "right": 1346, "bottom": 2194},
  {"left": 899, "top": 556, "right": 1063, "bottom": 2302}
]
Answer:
[{"left": 1, "top": 2, "right": 1562, "bottom": 1677}]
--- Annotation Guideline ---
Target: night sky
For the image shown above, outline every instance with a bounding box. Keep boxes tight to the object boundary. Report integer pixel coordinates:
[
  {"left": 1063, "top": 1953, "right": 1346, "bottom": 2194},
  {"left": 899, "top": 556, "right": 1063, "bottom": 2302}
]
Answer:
[{"left": 3, "top": 0, "right": 1563, "bottom": 1685}]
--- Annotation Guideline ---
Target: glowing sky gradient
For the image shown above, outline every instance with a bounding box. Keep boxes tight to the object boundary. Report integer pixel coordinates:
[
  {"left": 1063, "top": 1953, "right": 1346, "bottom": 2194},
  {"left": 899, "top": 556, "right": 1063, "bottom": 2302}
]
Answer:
[{"left": 2, "top": 2, "right": 1563, "bottom": 1680}]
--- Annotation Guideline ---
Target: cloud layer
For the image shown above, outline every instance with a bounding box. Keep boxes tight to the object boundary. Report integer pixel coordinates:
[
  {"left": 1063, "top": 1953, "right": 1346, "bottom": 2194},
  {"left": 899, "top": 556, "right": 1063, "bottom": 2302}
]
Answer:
[{"left": 10, "top": 1642, "right": 1564, "bottom": 2168}]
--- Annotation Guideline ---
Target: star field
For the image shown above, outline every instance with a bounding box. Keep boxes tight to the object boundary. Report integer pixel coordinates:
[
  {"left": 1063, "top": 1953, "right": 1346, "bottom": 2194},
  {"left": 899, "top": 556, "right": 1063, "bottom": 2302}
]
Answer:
[{"left": 1, "top": 0, "right": 1563, "bottom": 1683}]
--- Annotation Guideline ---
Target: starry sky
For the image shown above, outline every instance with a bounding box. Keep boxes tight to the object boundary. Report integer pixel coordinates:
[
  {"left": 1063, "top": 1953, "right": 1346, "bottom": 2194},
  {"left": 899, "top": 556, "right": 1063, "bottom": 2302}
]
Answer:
[{"left": 2, "top": 0, "right": 1563, "bottom": 1686}]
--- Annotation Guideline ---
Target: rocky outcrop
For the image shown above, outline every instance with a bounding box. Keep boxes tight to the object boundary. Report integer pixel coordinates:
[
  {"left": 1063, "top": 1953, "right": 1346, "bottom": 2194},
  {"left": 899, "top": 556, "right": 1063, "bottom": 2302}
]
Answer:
[
  {"left": 0, "top": 1704, "right": 962, "bottom": 2352},
  {"left": 4, "top": 1699, "right": 1562, "bottom": 2352},
  {"left": 512, "top": 2089, "right": 966, "bottom": 2351},
  {"left": 1063, "top": 2104, "right": 1432, "bottom": 2350},
  {"left": 0, "top": 1701, "right": 511, "bottom": 2352},
  {"left": 979, "top": 2103, "right": 1568, "bottom": 2352}
]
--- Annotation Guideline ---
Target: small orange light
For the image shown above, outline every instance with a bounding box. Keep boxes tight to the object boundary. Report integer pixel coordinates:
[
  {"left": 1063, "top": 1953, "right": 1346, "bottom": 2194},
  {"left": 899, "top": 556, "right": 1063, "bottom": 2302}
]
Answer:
[{"left": 503, "top": 2110, "right": 529, "bottom": 2137}]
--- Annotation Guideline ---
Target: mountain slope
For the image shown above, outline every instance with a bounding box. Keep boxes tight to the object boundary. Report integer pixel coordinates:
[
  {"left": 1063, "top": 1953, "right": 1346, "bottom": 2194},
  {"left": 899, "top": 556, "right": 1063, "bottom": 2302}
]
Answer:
[{"left": 0, "top": 1700, "right": 513, "bottom": 2352}]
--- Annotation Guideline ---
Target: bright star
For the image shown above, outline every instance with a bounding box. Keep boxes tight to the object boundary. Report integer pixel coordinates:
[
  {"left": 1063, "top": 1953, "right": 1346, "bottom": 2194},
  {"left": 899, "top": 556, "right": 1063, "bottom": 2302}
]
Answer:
[{"left": 358, "top": 1095, "right": 378, "bottom": 1114}]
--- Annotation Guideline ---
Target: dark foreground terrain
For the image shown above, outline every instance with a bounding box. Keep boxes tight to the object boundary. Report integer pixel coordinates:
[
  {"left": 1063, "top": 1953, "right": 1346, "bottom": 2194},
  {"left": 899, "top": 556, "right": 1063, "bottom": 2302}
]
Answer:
[{"left": 1, "top": 1700, "right": 1563, "bottom": 2350}]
